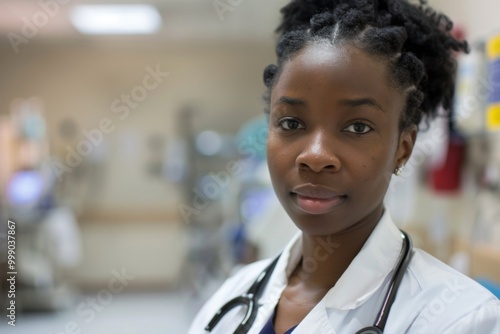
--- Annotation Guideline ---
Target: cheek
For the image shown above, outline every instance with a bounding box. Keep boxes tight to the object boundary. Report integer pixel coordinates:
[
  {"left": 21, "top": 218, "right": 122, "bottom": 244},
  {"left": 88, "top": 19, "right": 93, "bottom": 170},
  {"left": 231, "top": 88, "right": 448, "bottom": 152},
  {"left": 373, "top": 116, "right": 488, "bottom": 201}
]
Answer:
[
  {"left": 266, "top": 133, "right": 294, "bottom": 178},
  {"left": 266, "top": 134, "right": 280, "bottom": 170},
  {"left": 368, "top": 155, "right": 392, "bottom": 180},
  {"left": 267, "top": 131, "right": 285, "bottom": 155},
  {"left": 354, "top": 145, "right": 395, "bottom": 183}
]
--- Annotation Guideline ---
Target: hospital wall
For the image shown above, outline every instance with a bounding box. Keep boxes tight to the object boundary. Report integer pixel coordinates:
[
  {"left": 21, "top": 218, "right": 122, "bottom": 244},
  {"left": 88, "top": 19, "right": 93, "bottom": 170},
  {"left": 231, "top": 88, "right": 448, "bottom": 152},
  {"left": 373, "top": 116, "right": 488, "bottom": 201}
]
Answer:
[
  {"left": 432, "top": 0, "right": 500, "bottom": 41},
  {"left": 0, "top": 41, "right": 276, "bottom": 288},
  {"left": 394, "top": 0, "right": 500, "bottom": 282}
]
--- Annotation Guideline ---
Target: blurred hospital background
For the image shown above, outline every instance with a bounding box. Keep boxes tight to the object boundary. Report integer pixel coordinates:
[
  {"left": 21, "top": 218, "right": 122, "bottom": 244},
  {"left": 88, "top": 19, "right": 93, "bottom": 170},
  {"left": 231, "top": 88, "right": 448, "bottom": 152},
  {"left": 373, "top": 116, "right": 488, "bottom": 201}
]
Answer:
[{"left": 0, "top": 0, "right": 499, "bottom": 333}]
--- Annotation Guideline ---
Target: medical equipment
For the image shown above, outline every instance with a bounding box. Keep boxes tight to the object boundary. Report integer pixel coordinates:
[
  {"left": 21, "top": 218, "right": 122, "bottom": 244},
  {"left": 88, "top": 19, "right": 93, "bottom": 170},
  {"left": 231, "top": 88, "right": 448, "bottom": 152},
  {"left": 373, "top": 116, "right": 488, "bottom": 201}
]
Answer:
[{"left": 204, "top": 231, "right": 413, "bottom": 334}]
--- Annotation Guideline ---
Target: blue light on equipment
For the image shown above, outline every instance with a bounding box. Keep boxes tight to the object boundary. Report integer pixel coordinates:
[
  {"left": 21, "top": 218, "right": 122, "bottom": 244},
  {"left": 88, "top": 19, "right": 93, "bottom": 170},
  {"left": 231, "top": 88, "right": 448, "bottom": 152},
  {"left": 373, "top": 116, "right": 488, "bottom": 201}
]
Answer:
[{"left": 7, "top": 171, "right": 45, "bottom": 206}]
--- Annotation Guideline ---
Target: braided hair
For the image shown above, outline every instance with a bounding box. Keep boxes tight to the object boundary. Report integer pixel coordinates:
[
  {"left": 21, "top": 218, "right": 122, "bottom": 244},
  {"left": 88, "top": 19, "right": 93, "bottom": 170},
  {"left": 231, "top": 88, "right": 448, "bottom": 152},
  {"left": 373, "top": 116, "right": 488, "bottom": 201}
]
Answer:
[{"left": 263, "top": 0, "right": 469, "bottom": 130}]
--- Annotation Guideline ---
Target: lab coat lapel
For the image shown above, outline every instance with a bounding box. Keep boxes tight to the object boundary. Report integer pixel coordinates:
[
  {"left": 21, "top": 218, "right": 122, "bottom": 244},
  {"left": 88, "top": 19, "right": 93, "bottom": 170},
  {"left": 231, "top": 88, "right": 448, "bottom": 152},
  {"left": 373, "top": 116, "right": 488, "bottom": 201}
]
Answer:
[
  {"left": 249, "top": 232, "right": 303, "bottom": 334},
  {"left": 292, "top": 299, "right": 337, "bottom": 334},
  {"left": 324, "top": 211, "right": 404, "bottom": 310}
]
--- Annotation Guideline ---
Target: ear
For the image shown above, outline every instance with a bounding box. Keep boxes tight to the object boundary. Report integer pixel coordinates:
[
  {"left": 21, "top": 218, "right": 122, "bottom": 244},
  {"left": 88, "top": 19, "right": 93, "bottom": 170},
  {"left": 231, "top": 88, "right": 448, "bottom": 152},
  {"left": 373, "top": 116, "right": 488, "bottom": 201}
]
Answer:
[{"left": 395, "top": 124, "right": 417, "bottom": 169}]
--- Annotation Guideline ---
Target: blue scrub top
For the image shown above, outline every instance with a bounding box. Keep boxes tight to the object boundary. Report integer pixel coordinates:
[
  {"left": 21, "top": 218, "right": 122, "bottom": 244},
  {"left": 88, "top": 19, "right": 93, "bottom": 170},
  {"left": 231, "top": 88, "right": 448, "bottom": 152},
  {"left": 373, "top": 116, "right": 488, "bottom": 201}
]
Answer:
[{"left": 259, "top": 310, "right": 298, "bottom": 334}]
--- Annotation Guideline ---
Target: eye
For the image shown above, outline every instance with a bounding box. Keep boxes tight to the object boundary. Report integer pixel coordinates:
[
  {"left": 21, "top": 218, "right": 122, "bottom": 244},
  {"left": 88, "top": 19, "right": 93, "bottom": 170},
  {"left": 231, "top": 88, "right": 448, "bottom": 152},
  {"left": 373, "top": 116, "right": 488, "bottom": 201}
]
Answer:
[
  {"left": 278, "top": 118, "right": 304, "bottom": 131},
  {"left": 344, "top": 122, "right": 372, "bottom": 134}
]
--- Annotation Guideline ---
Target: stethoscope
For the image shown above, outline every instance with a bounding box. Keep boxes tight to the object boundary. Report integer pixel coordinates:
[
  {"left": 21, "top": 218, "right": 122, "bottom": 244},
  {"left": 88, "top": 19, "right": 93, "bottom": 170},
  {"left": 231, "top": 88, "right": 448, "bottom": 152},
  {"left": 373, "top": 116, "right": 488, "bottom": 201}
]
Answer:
[{"left": 205, "top": 230, "right": 413, "bottom": 334}]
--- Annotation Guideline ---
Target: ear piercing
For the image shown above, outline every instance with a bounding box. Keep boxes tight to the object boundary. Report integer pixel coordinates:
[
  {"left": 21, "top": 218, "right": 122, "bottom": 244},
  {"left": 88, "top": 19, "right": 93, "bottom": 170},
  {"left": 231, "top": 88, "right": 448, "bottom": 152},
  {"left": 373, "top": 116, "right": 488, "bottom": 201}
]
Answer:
[{"left": 394, "top": 165, "right": 404, "bottom": 176}]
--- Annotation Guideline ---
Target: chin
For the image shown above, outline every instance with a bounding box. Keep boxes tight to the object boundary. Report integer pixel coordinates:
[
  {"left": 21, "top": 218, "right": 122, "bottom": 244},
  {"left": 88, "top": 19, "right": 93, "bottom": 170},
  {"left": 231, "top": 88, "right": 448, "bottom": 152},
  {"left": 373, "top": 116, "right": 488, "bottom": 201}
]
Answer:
[{"left": 286, "top": 208, "right": 352, "bottom": 237}]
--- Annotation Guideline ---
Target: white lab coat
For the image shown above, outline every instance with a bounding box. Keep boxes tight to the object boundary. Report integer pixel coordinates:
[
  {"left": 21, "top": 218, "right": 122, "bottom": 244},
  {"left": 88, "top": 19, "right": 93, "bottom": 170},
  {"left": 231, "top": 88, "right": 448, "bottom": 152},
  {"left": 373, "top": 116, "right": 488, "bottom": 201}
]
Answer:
[{"left": 189, "top": 211, "right": 500, "bottom": 334}]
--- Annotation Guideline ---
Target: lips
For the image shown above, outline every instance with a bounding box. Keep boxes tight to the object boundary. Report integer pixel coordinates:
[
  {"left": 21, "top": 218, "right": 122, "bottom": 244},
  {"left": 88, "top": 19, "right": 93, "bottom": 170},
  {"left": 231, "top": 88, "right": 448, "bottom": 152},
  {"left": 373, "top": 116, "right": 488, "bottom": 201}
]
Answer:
[{"left": 291, "top": 184, "right": 347, "bottom": 215}]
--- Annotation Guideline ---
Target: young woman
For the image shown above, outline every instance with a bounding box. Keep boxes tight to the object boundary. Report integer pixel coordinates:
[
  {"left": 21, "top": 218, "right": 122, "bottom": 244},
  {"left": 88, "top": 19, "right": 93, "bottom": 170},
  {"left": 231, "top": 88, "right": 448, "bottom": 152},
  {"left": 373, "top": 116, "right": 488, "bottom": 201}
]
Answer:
[{"left": 189, "top": 0, "right": 500, "bottom": 333}]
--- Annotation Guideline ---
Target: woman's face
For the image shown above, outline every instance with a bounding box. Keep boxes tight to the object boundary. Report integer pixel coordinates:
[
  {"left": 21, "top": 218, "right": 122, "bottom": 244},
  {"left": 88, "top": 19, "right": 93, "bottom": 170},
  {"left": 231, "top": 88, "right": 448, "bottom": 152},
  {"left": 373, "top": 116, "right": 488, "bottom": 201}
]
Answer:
[{"left": 267, "top": 42, "right": 416, "bottom": 236}]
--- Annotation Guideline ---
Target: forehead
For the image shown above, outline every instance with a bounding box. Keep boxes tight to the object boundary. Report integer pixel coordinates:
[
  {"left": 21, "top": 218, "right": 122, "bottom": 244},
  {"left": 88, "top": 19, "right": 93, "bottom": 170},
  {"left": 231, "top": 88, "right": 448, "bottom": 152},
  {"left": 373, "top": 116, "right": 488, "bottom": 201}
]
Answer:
[{"left": 272, "top": 42, "right": 404, "bottom": 112}]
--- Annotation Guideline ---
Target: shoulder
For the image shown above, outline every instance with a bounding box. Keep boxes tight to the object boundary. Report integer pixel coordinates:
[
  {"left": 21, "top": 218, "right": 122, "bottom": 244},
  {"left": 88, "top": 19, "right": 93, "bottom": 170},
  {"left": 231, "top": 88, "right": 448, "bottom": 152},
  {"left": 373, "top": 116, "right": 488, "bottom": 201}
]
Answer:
[
  {"left": 187, "top": 258, "right": 274, "bottom": 334},
  {"left": 401, "top": 248, "right": 500, "bottom": 333},
  {"left": 407, "top": 248, "right": 496, "bottom": 301}
]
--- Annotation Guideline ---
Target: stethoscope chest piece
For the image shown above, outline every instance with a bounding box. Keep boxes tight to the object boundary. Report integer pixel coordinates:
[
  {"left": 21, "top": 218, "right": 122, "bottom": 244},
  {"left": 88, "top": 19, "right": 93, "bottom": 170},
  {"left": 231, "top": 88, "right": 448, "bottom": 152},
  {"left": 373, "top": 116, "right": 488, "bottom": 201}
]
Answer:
[{"left": 355, "top": 326, "right": 383, "bottom": 334}]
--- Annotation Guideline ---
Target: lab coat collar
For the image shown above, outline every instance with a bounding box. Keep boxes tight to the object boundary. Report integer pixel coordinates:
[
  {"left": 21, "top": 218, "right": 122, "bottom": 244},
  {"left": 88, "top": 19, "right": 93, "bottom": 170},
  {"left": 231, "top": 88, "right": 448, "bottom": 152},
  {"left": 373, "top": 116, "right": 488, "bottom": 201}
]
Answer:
[
  {"left": 258, "top": 229, "right": 303, "bottom": 306},
  {"left": 324, "top": 210, "right": 403, "bottom": 309},
  {"left": 272, "top": 210, "right": 403, "bottom": 311}
]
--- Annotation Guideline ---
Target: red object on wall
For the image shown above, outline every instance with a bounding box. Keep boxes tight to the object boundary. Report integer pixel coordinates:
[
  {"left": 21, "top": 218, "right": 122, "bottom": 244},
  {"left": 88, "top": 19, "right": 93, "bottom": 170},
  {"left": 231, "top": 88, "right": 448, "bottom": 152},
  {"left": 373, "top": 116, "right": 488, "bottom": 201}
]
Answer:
[
  {"left": 429, "top": 138, "right": 466, "bottom": 193},
  {"left": 428, "top": 24, "right": 467, "bottom": 194}
]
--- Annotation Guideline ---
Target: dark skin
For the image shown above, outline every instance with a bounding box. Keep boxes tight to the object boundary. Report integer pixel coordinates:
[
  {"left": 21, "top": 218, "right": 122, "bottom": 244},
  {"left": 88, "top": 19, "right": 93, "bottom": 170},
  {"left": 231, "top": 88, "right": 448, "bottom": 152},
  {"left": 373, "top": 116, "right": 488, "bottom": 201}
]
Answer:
[{"left": 266, "top": 42, "right": 417, "bottom": 333}]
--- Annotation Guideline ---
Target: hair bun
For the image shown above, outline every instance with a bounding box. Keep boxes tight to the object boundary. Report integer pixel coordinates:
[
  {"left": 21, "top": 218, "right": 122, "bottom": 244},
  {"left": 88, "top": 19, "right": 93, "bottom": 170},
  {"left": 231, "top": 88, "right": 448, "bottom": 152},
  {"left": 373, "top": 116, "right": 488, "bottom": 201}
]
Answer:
[{"left": 263, "top": 64, "right": 278, "bottom": 87}]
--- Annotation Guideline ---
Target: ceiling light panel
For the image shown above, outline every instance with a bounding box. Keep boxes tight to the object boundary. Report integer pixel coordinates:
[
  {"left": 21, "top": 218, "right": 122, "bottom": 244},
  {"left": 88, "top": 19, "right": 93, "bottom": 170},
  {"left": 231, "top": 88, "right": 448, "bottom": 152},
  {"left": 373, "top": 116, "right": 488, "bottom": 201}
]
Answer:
[{"left": 70, "top": 5, "right": 162, "bottom": 35}]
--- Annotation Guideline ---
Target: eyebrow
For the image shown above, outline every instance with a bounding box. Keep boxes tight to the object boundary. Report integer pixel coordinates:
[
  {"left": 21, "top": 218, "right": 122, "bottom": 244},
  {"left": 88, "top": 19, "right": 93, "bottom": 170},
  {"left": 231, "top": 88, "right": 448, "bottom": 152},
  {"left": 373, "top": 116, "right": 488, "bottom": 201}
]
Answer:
[
  {"left": 273, "top": 96, "right": 307, "bottom": 108},
  {"left": 273, "top": 96, "right": 385, "bottom": 113},
  {"left": 338, "top": 98, "right": 385, "bottom": 113}
]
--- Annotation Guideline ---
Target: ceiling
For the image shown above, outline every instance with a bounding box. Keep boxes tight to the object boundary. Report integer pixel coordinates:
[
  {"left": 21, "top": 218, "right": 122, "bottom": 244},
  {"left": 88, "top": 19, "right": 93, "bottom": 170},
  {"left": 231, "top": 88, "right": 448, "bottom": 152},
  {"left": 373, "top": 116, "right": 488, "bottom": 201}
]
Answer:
[{"left": 0, "top": 0, "right": 289, "bottom": 45}]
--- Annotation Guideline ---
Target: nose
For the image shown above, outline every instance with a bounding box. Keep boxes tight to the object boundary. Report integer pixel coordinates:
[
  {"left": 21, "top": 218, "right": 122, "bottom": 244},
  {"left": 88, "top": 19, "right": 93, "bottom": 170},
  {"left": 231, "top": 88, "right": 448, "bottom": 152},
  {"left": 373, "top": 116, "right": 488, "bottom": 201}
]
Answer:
[{"left": 295, "top": 131, "right": 341, "bottom": 173}]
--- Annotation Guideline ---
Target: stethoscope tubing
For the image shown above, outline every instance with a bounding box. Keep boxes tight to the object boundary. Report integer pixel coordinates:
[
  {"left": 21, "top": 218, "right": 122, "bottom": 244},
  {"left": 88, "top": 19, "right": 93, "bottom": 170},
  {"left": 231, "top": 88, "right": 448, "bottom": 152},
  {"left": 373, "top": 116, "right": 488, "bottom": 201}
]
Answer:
[
  {"left": 205, "top": 256, "right": 280, "bottom": 334},
  {"left": 355, "top": 231, "right": 413, "bottom": 334},
  {"left": 374, "top": 231, "right": 413, "bottom": 329}
]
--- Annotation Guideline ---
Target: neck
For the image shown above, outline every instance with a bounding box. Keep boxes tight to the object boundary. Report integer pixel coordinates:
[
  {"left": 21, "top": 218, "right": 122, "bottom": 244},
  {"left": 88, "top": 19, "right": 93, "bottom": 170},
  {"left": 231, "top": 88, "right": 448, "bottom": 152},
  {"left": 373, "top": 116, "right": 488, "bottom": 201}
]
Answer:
[{"left": 293, "top": 207, "right": 384, "bottom": 290}]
